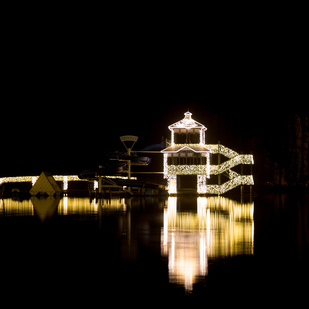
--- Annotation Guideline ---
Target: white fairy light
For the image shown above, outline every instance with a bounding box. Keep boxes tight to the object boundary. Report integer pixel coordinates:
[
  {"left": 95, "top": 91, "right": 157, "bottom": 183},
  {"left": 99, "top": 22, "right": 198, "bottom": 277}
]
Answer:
[
  {"left": 197, "top": 175, "right": 207, "bottom": 193},
  {"left": 63, "top": 176, "right": 68, "bottom": 190}
]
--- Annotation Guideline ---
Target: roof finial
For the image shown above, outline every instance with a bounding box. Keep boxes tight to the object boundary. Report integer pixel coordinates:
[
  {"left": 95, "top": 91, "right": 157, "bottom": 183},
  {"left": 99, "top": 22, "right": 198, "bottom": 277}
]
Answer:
[{"left": 184, "top": 110, "right": 192, "bottom": 119}]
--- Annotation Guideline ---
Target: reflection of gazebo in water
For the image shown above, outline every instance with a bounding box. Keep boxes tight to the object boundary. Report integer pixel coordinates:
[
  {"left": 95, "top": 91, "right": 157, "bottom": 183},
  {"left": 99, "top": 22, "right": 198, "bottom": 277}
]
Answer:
[{"left": 161, "top": 197, "right": 254, "bottom": 292}]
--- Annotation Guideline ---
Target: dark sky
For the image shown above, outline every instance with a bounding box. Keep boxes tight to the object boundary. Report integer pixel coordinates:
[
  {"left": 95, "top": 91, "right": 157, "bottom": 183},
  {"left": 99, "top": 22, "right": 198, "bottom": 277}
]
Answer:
[{"left": 1, "top": 10, "right": 307, "bottom": 176}]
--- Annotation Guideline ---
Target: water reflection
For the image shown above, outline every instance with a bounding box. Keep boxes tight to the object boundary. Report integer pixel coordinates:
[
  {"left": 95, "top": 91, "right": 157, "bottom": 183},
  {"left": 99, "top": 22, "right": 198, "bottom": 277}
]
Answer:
[
  {"left": 31, "top": 196, "right": 60, "bottom": 222},
  {"left": 0, "top": 196, "right": 130, "bottom": 219},
  {"left": 1, "top": 195, "right": 254, "bottom": 293},
  {"left": 57, "top": 196, "right": 98, "bottom": 215},
  {"left": 1, "top": 194, "right": 308, "bottom": 300},
  {"left": 161, "top": 196, "right": 254, "bottom": 291},
  {"left": 0, "top": 198, "right": 33, "bottom": 216}
]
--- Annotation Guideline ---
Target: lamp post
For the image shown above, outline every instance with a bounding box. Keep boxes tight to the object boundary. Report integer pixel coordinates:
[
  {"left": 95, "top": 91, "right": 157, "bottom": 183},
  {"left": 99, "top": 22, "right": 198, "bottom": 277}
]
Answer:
[{"left": 120, "top": 135, "right": 139, "bottom": 181}]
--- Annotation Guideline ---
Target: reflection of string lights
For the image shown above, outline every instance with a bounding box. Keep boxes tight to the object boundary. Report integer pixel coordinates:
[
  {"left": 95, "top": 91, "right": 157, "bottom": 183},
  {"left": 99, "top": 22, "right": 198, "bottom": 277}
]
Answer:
[
  {"left": 0, "top": 199, "right": 34, "bottom": 216},
  {"left": 101, "top": 198, "right": 127, "bottom": 211},
  {"left": 161, "top": 197, "right": 254, "bottom": 291},
  {"left": 63, "top": 195, "right": 68, "bottom": 215},
  {"left": 1, "top": 198, "right": 128, "bottom": 217}
]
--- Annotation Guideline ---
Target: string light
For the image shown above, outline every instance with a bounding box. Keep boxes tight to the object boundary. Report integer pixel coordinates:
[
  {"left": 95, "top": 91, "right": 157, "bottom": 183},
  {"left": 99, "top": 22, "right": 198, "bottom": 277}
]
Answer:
[
  {"left": 206, "top": 176, "right": 254, "bottom": 195},
  {"left": 0, "top": 175, "right": 136, "bottom": 186},
  {"left": 209, "top": 154, "right": 254, "bottom": 175}
]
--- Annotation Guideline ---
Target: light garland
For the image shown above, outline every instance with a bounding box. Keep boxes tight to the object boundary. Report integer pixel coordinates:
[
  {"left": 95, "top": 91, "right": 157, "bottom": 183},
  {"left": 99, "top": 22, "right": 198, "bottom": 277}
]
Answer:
[
  {"left": 167, "top": 165, "right": 209, "bottom": 175},
  {"left": 197, "top": 175, "right": 207, "bottom": 193},
  {"left": 229, "top": 169, "right": 239, "bottom": 179},
  {"left": 209, "top": 154, "right": 254, "bottom": 175},
  {"left": 206, "top": 144, "right": 239, "bottom": 158},
  {"left": 163, "top": 153, "right": 168, "bottom": 178},
  {"left": 0, "top": 175, "right": 136, "bottom": 186},
  {"left": 167, "top": 175, "right": 177, "bottom": 194},
  {"left": 206, "top": 176, "right": 254, "bottom": 195}
]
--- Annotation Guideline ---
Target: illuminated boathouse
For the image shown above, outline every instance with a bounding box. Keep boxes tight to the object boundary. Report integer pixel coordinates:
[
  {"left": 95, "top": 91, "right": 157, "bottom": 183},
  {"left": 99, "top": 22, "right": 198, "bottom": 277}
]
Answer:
[{"left": 161, "top": 111, "right": 254, "bottom": 195}]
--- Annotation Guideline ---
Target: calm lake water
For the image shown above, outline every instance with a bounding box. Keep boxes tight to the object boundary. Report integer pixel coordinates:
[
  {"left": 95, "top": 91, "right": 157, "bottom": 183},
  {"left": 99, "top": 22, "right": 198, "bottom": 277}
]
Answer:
[{"left": 1, "top": 195, "right": 308, "bottom": 304}]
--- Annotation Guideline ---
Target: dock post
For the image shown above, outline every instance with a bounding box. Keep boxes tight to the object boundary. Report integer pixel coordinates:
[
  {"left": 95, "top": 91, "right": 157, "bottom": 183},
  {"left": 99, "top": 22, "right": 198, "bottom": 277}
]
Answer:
[
  {"left": 99, "top": 176, "right": 102, "bottom": 195},
  {"left": 240, "top": 151, "right": 244, "bottom": 199},
  {"left": 218, "top": 141, "right": 221, "bottom": 196},
  {"left": 128, "top": 148, "right": 131, "bottom": 180},
  {"left": 0, "top": 185, "right": 4, "bottom": 198},
  {"left": 98, "top": 165, "right": 103, "bottom": 197},
  {"left": 250, "top": 152, "right": 253, "bottom": 201}
]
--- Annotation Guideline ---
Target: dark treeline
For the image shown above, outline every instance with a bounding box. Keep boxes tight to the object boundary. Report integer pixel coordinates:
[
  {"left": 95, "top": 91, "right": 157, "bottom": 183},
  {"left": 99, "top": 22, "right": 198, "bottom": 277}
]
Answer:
[
  {"left": 264, "top": 114, "right": 309, "bottom": 187},
  {"left": 246, "top": 115, "right": 309, "bottom": 186},
  {"left": 213, "top": 112, "right": 309, "bottom": 187}
]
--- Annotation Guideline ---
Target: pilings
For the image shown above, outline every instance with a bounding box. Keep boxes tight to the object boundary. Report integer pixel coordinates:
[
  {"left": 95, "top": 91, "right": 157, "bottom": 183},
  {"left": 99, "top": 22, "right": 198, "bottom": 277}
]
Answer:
[
  {"left": 241, "top": 150, "right": 244, "bottom": 198},
  {"left": 0, "top": 185, "right": 4, "bottom": 198},
  {"left": 218, "top": 141, "right": 221, "bottom": 186}
]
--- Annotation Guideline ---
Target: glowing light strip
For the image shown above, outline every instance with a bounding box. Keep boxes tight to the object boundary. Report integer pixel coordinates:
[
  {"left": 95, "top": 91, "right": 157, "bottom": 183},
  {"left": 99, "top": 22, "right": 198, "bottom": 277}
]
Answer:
[
  {"left": 168, "top": 165, "right": 209, "bottom": 175},
  {"left": 209, "top": 154, "right": 254, "bottom": 175},
  {"left": 0, "top": 175, "right": 136, "bottom": 185},
  {"left": 163, "top": 144, "right": 252, "bottom": 162},
  {"left": 163, "top": 153, "right": 168, "bottom": 178},
  {"left": 229, "top": 169, "right": 240, "bottom": 179},
  {"left": 167, "top": 175, "right": 177, "bottom": 194},
  {"left": 197, "top": 175, "right": 207, "bottom": 193},
  {"left": 166, "top": 154, "right": 252, "bottom": 177},
  {"left": 205, "top": 144, "right": 239, "bottom": 159},
  {"left": 63, "top": 176, "right": 68, "bottom": 190},
  {"left": 206, "top": 176, "right": 254, "bottom": 195}
]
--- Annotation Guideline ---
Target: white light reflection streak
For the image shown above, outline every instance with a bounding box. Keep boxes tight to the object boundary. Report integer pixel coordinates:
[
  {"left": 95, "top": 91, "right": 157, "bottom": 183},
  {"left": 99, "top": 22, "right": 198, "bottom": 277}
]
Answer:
[
  {"left": 162, "top": 197, "right": 209, "bottom": 292},
  {"left": 0, "top": 199, "right": 3, "bottom": 215},
  {"left": 161, "top": 197, "right": 254, "bottom": 292},
  {"left": 63, "top": 196, "right": 68, "bottom": 215}
]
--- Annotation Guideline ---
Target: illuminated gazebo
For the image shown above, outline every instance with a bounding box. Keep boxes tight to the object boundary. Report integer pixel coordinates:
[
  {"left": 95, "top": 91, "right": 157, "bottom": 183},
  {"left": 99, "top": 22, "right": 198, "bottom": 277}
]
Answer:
[
  {"left": 161, "top": 111, "right": 254, "bottom": 195},
  {"left": 161, "top": 111, "right": 211, "bottom": 194}
]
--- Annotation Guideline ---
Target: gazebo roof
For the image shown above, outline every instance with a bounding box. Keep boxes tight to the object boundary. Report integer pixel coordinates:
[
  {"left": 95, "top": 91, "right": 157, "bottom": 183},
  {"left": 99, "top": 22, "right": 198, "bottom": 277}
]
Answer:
[{"left": 168, "top": 111, "right": 207, "bottom": 131}]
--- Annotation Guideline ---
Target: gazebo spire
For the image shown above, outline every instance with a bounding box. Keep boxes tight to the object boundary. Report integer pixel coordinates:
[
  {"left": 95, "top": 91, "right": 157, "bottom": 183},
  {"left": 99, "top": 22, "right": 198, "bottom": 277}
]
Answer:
[{"left": 184, "top": 111, "right": 192, "bottom": 119}]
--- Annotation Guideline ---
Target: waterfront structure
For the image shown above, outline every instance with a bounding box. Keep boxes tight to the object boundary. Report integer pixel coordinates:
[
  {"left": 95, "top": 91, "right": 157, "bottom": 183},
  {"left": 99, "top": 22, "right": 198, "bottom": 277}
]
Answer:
[
  {"left": 161, "top": 111, "right": 254, "bottom": 195},
  {"left": 161, "top": 111, "right": 211, "bottom": 194},
  {"left": 30, "top": 172, "right": 61, "bottom": 196},
  {"left": 1, "top": 113, "right": 254, "bottom": 196}
]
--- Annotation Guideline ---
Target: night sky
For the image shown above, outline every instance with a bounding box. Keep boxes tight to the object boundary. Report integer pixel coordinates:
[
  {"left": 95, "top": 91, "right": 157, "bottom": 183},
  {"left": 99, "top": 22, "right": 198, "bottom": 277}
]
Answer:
[{"left": 2, "top": 9, "right": 307, "bottom": 178}]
